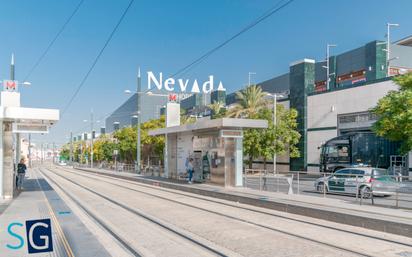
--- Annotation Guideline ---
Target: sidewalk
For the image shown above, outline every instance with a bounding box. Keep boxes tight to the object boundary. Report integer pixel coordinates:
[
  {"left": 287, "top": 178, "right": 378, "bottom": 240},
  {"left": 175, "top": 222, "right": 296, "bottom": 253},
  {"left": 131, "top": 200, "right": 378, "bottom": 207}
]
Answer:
[
  {"left": 76, "top": 166, "right": 412, "bottom": 238},
  {"left": 0, "top": 169, "right": 111, "bottom": 257}
]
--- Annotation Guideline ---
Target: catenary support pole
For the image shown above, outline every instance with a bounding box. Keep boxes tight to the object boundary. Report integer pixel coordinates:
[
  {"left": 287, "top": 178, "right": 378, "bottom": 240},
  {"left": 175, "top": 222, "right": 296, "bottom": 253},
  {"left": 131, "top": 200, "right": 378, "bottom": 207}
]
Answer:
[{"left": 136, "top": 68, "right": 141, "bottom": 173}]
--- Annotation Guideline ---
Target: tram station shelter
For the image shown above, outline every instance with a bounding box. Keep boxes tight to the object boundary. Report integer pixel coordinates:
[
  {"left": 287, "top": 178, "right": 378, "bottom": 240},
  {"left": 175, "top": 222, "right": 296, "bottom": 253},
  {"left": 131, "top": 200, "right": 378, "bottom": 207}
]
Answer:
[
  {"left": 0, "top": 86, "right": 59, "bottom": 199},
  {"left": 149, "top": 118, "right": 267, "bottom": 187}
]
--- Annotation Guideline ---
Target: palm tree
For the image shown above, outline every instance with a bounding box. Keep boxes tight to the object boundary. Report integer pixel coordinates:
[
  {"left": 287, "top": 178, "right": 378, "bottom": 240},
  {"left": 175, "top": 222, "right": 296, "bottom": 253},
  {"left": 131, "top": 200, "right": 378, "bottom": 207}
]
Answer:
[
  {"left": 208, "top": 101, "right": 225, "bottom": 118},
  {"left": 227, "top": 85, "right": 267, "bottom": 118}
]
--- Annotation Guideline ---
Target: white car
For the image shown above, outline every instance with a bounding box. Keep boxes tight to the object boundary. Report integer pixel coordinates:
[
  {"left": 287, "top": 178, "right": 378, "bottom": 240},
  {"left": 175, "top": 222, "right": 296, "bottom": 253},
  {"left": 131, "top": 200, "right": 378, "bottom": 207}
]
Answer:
[{"left": 58, "top": 161, "right": 67, "bottom": 166}]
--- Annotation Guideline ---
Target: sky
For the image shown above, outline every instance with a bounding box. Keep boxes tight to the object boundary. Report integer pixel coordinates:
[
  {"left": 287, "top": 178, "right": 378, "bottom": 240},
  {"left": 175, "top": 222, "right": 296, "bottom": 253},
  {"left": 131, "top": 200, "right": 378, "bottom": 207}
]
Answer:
[{"left": 0, "top": 0, "right": 412, "bottom": 147}]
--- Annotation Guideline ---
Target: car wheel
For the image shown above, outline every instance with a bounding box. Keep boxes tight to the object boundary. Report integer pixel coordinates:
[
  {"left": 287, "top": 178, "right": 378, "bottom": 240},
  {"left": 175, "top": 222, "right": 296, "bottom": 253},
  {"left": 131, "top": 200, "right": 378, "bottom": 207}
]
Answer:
[
  {"left": 317, "top": 183, "right": 327, "bottom": 194},
  {"left": 360, "top": 186, "right": 372, "bottom": 199}
]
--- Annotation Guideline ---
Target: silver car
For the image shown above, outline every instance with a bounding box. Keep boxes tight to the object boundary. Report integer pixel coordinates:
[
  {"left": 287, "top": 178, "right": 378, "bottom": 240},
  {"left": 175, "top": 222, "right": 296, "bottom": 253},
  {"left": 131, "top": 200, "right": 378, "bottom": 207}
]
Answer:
[{"left": 314, "top": 167, "right": 400, "bottom": 198}]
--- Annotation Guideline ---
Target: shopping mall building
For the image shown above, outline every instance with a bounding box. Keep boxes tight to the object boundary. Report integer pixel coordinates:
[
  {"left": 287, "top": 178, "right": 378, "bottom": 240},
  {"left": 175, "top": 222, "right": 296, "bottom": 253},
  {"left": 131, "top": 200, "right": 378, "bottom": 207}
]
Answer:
[{"left": 106, "top": 36, "right": 412, "bottom": 172}]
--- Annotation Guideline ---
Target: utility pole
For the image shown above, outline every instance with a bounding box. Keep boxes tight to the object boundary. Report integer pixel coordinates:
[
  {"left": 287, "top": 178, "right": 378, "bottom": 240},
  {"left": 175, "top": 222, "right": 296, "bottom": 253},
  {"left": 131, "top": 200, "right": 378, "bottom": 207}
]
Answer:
[
  {"left": 70, "top": 132, "right": 73, "bottom": 164},
  {"left": 386, "top": 23, "right": 400, "bottom": 77},
  {"left": 248, "top": 72, "right": 256, "bottom": 87},
  {"left": 41, "top": 143, "right": 43, "bottom": 164},
  {"left": 136, "top": 68, "right": 141, "bottom": 173},
  {"left": 28, "top": 134, "right": 32, "bottom": 168},
  {"left": 266, "top": 92, "right": 285, "bottom": 174},
  {"left": 90, "top": 109, "right": 94, "bottom": 169},
  {"left": 53, "top": 142, "right": 55, "bottom": 163},
  {"left": 273, "top": 94, "right": 277, "bottom": 175}
]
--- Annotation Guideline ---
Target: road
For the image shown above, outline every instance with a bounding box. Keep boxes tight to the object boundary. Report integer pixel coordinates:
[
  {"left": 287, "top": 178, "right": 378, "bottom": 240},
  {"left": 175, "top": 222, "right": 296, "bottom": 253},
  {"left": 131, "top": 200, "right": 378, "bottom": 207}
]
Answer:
[
  {"left": 37, "top": 166, "right": 412, "bottom": 257},
  {"left": 243, "top": 176, "right": 412, "bottom": 209}
]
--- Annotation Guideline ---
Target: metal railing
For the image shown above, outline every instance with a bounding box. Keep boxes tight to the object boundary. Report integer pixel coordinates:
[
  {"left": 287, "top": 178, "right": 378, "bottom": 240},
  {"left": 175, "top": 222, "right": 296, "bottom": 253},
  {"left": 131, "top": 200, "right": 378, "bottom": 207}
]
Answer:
[
  {"left": 243, "top": 169, "right": 412, "bottom": 209},
  {"left": 243, "top": 169, "right": 294, "bottom": 194}
]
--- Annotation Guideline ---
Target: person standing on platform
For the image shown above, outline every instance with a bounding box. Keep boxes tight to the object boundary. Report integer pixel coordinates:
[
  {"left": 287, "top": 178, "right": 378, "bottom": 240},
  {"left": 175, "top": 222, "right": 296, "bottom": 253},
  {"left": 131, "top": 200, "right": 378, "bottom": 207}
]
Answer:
[
  {"left": 17, "top": 158, "right": 27, "bottom": 190},
  {"left": 187, "top": 158, "right": 194, "bottom": 184}
]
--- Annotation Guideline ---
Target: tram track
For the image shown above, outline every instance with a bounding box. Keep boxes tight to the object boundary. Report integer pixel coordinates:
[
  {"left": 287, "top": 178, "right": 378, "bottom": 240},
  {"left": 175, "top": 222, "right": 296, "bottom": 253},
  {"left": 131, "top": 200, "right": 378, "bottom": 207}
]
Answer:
[
  {"left": 61, "top": 166, "right": 412, "bottom": 249},
  {"left": 39, "top": 168, "right": 230, "bottom": 257},
  {"left": 44, "top": 166, "right": 407, "bottom": 257},
  {"left": 39, "top": 168, "right": 143, "bottom": 257}
]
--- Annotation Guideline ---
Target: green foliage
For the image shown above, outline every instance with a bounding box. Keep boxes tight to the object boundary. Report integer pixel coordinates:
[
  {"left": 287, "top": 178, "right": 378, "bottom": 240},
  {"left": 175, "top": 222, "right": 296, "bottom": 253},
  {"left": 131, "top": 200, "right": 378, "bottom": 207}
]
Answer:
[
  {"left": 227, "top": 85, "right": 268, "bottom": 118},
  {"left": 372, "top": 73, "right": 412, "bottom": 153},
  {"left": 114, "top": 126, "right": 137, "bottom": 163},
  {"left": 93, "top": 135, "right": 116, "bottom": 162},
  {"left": 243, "top": 105, "right": 301, "bottom": 169},
  {"left": 232, "top": 86, "right": 301, "bottom": 169},
  {"left": 208, "top": 101, "right": 226, "bottom": 119},
  {"left": 59, "top": 145, "right": 70, "bottom": 161},
  {"left": 141, "top": 115, "right": 166, "bottom": 161},
  {"left": 180, "top": 108, "right": 196, "bottom": 124}
]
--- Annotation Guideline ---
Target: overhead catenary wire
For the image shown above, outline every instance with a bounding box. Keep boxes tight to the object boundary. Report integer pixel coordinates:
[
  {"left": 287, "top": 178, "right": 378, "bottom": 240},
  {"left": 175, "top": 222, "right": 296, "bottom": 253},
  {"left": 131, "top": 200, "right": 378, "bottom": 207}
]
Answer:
[
  {"left": 137, "top": 0, "right": 295, "bottom": 97},
  {"left": 61, "top": 0, "right": 135, "bottom": 116},
  {"left": 24, "top": 0, "right": 85, "bottom": 81},
  {"left": 170, "top": 0, "right": 296, "bottom": 78},
  {"left": 65, "top": 0, "right": 295, "bottom": 139}
]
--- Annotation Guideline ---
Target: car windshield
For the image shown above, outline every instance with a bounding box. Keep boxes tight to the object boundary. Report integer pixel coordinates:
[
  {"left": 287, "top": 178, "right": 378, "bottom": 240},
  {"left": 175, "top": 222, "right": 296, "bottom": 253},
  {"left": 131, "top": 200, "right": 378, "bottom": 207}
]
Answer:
[{"left": 372, "top": 168, "right": 389, "bottom": 178}]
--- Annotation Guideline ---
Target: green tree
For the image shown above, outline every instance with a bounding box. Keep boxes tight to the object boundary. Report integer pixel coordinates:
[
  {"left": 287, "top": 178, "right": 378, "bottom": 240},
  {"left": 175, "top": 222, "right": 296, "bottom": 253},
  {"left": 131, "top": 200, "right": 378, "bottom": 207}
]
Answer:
[
  {"left": 208, "top": 101, "right": 226, "bottom": 119},
  {"left": 243, "top": 105, "right": 300, "bottom": 169},
  {"left": 93, "top": 135, "right": 116, "bottom": 162},
  {"left": 227, "top": 85, "right": 300, "bottom": 169},
  {"left": 227, "top": 85, "right": 267, "bottom": 118},
  {"left": 114, "top": 127, "right": 136, "bottom": 163},
  {"left": 180, "top": 108, "right": 196, "bottom": 124},
  {"left": 372, "top": 73, "right": 412, "bottom": 154},
  {"left": 59, "top": 145, "right": 70, "bottom": 161},
  {"left": 141, "top": 115, "right": 166, "bottom": 163}
]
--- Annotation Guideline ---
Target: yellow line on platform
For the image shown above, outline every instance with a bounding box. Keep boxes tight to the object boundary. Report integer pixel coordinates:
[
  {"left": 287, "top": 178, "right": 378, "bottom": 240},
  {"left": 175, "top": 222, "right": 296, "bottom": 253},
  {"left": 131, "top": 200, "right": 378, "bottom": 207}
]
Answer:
[{"left": 36, "top": 169, "right": 75, "bottom": 257}]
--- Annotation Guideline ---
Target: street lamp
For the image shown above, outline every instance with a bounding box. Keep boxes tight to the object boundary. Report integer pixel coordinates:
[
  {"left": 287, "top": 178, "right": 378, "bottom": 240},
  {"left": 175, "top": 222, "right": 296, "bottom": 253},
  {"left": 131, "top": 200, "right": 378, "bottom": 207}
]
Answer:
[
  {"left": 146, "top": 91, "right": 169, "bottom": 97},
  {"left": 125, "top": 89, "right": 174, "bottom": 177},
  {"left": 124, "top": 68, "right": 142, "bottom": 173},
  {"left": 386, "top": 23, "right": 400, "bottom": 77},
  {"left": 266, "top": 92, "right": 285, "bottom": 175},
  {"left": 248, "top": 72, "right": 256, "bottom": 87},
  {"left": 322, "top": 44, "right": 337, "bottom": 91},
  {"left": 83, "top": 114, "right": 100, "bottom": 169}
]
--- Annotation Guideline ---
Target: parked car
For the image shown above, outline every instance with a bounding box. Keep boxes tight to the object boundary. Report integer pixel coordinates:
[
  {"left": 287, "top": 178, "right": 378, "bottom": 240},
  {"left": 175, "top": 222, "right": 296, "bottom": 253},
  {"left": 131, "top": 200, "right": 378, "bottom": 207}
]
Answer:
[
  {"left": 314, "top": 167, "right": 400, "bottom": 198},
  {"left": 58, "top": 161, "right": 67, "bottom": 166}
]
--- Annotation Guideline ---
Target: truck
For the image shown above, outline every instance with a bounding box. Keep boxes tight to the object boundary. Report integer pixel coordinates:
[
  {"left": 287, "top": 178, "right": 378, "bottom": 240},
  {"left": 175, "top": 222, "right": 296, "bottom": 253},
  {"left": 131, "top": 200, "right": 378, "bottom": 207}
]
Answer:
[{"left": 319, "top": 132, "right": 401, "bottom": 173}]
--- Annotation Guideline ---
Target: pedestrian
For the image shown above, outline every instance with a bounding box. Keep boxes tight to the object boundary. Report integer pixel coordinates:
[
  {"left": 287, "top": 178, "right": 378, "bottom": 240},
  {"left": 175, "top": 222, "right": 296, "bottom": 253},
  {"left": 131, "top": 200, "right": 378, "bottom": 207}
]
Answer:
[
  {"left": 17, "top": 158, "right": 27, "bottom": 190},
  {"left": 187, "top": 158, "right": 194, "bottom": 184}
]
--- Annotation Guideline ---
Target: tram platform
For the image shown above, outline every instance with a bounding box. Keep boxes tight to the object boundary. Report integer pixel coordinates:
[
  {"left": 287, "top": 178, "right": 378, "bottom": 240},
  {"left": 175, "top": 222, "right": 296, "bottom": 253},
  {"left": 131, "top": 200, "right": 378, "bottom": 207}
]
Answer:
[
  {"left": 0, "top": 169, "right": 111, "bottom": 257},
  {"left": 76, "top": 166, "right": 412, "bottom": 238}
]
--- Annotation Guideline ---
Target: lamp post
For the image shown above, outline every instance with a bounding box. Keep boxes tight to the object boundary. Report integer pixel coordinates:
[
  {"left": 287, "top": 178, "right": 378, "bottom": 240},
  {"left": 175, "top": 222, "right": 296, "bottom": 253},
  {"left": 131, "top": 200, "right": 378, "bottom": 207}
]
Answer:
[
  {"left": 125, "top": 89, "right": 172, "bottom": 176},
  {"left": 386, "top": 23, "right": 400, "bottom": 77},
  {"left": 266, "top": 92, "right": 285, "bottom": 174},
  {"left": 323, "top": 44, "right": 337, "bottom": 91},
  {"left": 69, "top": 131, "right": 73, "bottom": 165},
  {"left": 124, "top": 68, "right": 142, "bottom": 173},
  {"left": 83, "top": 113, "right": 100, "bottom": 168},
  {"left": 248, "top": 72, "right": 256, "bottom": 87}
]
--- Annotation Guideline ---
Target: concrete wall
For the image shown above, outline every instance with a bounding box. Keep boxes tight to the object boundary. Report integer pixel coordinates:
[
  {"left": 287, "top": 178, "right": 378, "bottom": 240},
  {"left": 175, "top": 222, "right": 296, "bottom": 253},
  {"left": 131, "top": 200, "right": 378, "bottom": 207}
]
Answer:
[
  {"left": 307, "top": 80, "right": 397, "bottom": 129},
  {"left": 306, "top": 80, "right": 398, "bottom": 171}
]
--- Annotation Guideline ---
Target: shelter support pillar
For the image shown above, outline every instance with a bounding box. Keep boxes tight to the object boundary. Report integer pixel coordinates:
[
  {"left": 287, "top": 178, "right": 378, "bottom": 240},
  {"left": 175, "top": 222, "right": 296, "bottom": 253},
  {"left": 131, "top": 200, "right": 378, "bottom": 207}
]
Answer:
[
  {"left": 235, "top": 137, "right": 243, "bottom": 187},
  {"left": 1, "top": 122, "right": 14, "bottom": 199},
  {"left": 16, "top": 133, "right": 21, "bottom": 164}
]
